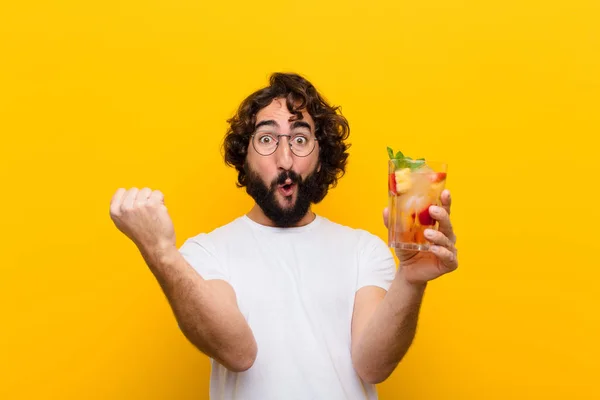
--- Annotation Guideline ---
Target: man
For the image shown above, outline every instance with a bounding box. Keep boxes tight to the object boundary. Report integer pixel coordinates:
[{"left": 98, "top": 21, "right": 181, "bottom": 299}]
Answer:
[{"left": 109, "top": 72, "right": 458, "bottom": 399}]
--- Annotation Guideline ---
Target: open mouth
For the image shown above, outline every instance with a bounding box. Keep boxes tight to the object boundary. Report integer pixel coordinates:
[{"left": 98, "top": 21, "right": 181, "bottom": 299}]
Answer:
[{"left": 278, "top": 180, "right": 296, "bottom": 197}]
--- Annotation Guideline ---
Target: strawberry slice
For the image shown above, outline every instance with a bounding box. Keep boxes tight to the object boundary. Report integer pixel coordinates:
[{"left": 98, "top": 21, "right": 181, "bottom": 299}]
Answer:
[
  {"left": 388, "top": 173, "right": 397, "bottom": 194},
  {"left": 417, "top": 204, "right": 435, "bottom": 226},
  {"left": 430, "top": 172, "right": 447, "bottom": 183}
]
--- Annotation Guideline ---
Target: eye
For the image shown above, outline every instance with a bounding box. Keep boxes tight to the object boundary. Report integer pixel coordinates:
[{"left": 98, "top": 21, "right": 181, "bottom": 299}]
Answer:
[
  {"left": 258, "top": 134, "right": 274, "bottom": 144},
  {"left": 293, "top": 135, "right": 308, "bottom": 145}
]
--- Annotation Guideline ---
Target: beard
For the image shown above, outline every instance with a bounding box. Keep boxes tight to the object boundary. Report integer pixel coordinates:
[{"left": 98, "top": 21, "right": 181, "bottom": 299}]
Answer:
[{"left": 244, "top": 162, "right": 321, "bottom": 228}]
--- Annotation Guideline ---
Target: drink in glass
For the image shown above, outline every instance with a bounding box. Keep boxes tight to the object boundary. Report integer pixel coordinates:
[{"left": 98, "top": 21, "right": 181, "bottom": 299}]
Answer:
[{"left": 387, "top": 147, "right": 448, "bottom": 251}]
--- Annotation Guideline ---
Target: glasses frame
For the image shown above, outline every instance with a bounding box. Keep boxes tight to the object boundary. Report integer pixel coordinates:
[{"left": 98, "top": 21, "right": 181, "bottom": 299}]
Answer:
[{"left": 250, "top": 133, "right": 319, "bottom": 157}]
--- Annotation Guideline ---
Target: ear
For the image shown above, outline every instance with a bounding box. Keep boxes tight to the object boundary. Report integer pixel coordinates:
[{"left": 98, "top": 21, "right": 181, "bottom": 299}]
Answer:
[{"left": 317, "top": 161, "right": 322, "bottom": 173}]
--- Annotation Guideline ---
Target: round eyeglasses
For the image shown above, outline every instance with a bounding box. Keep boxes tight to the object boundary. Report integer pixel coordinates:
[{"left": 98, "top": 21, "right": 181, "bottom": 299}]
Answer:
[{"left": 251, "top": 132, "right": 318, "bottom": 157}]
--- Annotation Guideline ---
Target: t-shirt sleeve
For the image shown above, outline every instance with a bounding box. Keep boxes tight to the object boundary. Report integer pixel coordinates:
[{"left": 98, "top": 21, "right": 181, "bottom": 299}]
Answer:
[
  {"left": 356, "top": 232, "right": 397, "bottom": 291},
  {"left": 178, "top": 233, "right": 230, "bottom": 282}
]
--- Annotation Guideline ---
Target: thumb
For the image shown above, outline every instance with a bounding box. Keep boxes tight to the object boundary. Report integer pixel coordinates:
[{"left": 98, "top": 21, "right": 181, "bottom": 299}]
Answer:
[{"left": 383, "top": 207, "right": 389, "bottom": 228}]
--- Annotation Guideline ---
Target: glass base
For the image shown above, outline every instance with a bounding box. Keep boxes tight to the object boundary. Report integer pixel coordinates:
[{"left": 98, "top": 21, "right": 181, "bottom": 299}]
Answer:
[{"left": 390, "top": 242, "right": 432, "bottom": 252}]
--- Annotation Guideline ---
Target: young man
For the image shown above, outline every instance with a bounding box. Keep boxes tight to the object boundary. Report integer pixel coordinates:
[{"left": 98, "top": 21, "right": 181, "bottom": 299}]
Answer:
[{"left": 109, "top": 73, "right": 458, "bottom": 399}]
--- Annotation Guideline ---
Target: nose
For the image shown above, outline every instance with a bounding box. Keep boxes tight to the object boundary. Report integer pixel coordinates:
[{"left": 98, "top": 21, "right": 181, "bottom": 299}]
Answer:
[{"left": 274, "top": 136, "right": 293, "bottom": 171}]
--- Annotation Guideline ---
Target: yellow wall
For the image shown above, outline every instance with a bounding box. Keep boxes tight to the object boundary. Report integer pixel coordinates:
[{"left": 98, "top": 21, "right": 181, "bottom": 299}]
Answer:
[{"left": 1, "top": 0, "right": 598, "bottom": 398}]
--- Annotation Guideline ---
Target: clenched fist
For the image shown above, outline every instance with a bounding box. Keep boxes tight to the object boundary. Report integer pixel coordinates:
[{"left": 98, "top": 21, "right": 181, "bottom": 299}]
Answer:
[{"left": 109, "top": 187, "right": 176, "bottom": 255}]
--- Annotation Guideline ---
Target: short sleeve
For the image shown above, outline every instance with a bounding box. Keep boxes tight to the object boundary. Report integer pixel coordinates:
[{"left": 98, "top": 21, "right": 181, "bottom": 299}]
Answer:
[
  {"left": 356, "top": 232, "right": 397, "bottom": 292},
  {"left": 178, "top": 233, "right": 230, "bottom": 282}
]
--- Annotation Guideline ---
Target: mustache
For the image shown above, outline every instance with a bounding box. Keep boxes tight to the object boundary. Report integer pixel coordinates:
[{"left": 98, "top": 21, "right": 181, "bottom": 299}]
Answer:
[{"left": 273, "top": 170, "right": 301, "bottom": 187}]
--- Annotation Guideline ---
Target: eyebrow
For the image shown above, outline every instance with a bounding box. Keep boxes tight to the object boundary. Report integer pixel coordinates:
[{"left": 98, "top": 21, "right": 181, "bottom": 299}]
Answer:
[
  {"left": 290, "top": 120, "right": 312, "bottom": 131},
  {"left": 254, "top": 119, "right": 313, "bottom": 132},
  {"left": 254, "top": 120, "right": 279, "bottom": 130}
]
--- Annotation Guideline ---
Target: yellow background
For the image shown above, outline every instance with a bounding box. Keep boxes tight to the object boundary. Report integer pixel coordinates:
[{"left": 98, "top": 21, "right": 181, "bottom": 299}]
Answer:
[{"left": 1, "top": 0, "right": 598, "bottom": 398}]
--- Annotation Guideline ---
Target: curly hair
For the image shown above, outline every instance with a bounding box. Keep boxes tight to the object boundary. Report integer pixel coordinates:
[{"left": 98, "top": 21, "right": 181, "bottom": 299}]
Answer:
[{"left": 222, "top": 72, "right": 351, "bottom": 203}]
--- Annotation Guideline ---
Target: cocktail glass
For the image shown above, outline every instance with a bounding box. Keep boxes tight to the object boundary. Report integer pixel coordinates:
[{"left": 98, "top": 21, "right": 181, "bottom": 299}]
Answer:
[{"left": 388, "top": 157, "right": 448, "bottom": 251}]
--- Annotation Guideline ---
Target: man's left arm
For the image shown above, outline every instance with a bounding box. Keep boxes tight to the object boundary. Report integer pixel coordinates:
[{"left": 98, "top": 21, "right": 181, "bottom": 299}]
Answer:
[{"left": 351, "top": 189, "right": 458, "bottom": 384}]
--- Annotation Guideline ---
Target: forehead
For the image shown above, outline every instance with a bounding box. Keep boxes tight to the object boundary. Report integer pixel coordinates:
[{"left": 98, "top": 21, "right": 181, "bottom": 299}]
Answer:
[{"left": 255, "top": 98, "right": 315, "bottom": 128}]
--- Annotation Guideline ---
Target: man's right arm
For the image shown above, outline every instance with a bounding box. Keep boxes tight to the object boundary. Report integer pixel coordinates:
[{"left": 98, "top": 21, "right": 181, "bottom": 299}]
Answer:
[
  {"left": 109, "top": 187, "right": 257, "bottom": 372},
  {"left": 145, "top": 247, "right": 257, "bottom": 372}
]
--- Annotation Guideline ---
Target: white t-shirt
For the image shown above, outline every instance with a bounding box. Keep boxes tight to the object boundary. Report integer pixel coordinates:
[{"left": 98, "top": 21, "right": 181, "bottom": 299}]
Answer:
[{"left": 178, "top": 214, "right": 397, "bottom": 400}]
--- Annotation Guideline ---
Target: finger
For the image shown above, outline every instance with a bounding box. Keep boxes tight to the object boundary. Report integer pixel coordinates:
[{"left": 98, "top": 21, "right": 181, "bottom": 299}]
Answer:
[
  {"left": 110, "top": 188, "right": 126, "bottom": 215},
  {"left": 441, "top": 189, "right": 451, "bottom": 216},
  {"left": 136, "top": 187, "right": 153, "bottom": 204},
  {"left": 430, "top": 245, "right": 458, "bottom": 271},
  {"left": 122, "top": 188, "right": 139, "bottom": 210},
  {"left": 148, "top": 190, "right": 165, "bottom": 206},
  {"left": 429, "top": 205, "right": 456, "bottom": 244},
  {"left": 424, "top": 228, "right": 453, "bottom": 249},
  {"left": 382, "top": 207, "right": 389, "bottom": 228}
]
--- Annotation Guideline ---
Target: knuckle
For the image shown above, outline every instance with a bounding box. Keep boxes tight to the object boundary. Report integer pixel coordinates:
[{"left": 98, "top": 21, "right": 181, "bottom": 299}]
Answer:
[
  {"left": 450, "top": 252, "right": 458, "bottom": 269},
  {"left": 121, "top": 204, "right": 134, "bottom": 213},
  {"left": 445, "top": 254, "right": 456, "bottom": 269}
]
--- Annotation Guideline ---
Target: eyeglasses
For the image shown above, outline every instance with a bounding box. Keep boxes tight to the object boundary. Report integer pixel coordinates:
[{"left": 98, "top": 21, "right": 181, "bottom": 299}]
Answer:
[{"left": 251, "top": 132, "right": 318, "bottom": 157}]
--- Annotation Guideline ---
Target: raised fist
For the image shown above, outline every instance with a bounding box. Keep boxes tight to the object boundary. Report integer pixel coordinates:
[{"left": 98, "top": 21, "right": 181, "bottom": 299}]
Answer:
[{"left": 109, "top": 187, "right": 176, "bottom": 253}]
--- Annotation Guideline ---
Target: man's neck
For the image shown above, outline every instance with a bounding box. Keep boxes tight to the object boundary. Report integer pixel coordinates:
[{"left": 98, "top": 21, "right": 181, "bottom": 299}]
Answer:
[{"left": 246, "top": 204, "right": 316, "bottom": 228}]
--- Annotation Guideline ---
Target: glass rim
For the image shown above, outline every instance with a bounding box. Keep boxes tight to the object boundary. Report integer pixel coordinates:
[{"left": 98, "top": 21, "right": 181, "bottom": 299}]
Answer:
[
  {"left": 388, "top": 159, "right": 448, "bottom": 169},
  {"left": 388, "top": 159, "right": 447, "bottom": 164}
]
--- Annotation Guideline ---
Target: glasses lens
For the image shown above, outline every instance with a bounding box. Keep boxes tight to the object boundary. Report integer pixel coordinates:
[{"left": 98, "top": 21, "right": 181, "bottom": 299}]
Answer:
[
  {"left": 253, "top": 133, "right": 278, "bottom": 155},
  {"left": 289, "top": 134, "right": 315, "bottom": 157}
]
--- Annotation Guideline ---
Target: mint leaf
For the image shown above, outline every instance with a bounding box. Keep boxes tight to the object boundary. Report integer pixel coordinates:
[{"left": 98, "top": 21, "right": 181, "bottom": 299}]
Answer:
[
  {"left": 396, "top": 159, "right": 408, "bottom": 169},
  {"left": 387, "top": 147, "right": 427, "bottom": 171},
  {"left": 408, "top": 160, "right": 425, "bottom": 170}
]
